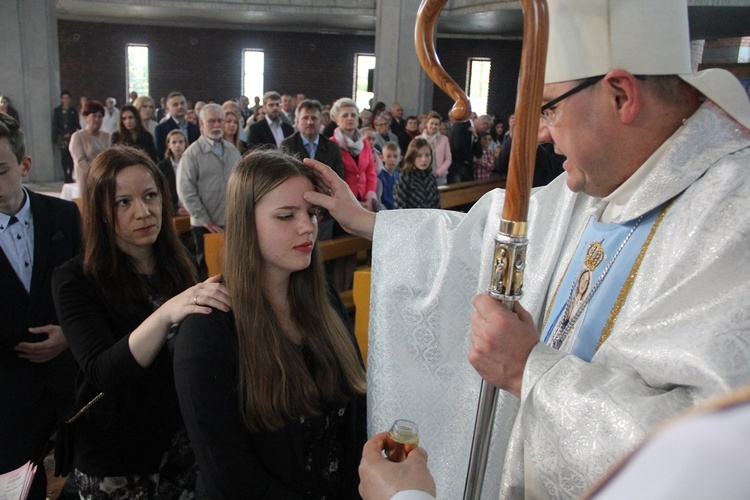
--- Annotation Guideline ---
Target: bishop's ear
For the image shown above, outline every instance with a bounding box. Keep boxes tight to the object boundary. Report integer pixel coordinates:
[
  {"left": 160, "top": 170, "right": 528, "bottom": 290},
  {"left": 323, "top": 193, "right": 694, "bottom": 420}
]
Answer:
[{"left": 603, "top": 70, "right": 642, "bottom": 125}]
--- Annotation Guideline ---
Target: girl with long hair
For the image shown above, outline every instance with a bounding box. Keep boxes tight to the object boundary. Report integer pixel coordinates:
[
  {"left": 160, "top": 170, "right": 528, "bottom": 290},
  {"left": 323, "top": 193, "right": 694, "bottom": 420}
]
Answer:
[
  {"left": 221, "top": 106, "right": 246, "bottom": 155},
  {"left": 174, "top": 149, "right": 367, "bottom": 499},
  {"left": 111, "top": 104, "right": 158, "bottom": 162},
  {"left": 157, "top": 129, "right": 190, "bottom": 216},
  {"left": 53, "top": 145, "right": 230, "bottom": 498},
  {"left": 394, "top": 137, "right": 441, "bottom": 209}
]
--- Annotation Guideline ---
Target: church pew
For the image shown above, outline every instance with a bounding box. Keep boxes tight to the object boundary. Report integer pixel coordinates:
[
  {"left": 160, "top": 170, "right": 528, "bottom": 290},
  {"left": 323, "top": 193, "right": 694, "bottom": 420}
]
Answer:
[
  {"left": 72, "top": 197, "right": 84, "bottom": 213},
  {"left": 352, "top": 267, "right": 371, "bottom": 366},
  {"left": 203, "top": 233, "right": 372, "bottom": 313},
  {"left": 438, "top": 178, "right": 504, "bottom": 210},
  {"left": 171, "top": 215, "right": 191, "bottom": 234}
]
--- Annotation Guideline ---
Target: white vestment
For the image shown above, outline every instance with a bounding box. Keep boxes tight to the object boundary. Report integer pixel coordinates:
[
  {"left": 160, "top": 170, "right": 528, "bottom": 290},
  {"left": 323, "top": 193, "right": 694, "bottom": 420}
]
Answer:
[{"left": 367, "top": 100, "right": 750, "bottom": 499}]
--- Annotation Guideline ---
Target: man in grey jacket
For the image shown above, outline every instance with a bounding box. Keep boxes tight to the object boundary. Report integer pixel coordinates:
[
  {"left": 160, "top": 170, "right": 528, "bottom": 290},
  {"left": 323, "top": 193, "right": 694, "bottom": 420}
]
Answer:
[{"left": 177, "top": 103, "right": 241, "bottom": 277}]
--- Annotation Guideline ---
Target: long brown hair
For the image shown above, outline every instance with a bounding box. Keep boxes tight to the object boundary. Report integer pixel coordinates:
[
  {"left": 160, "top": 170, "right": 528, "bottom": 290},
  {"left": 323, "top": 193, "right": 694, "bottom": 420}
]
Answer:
[
  {"left": 82, "top": 145, "right": 196, "bottom": 307},
  {"left": 116, "top": 104, "right": 148, "bottom": 144},
  {"left": 224, "top": 149, "right": 366, "bottom": 432},
  {"left": 221, "top": 103, "right": 245, "bottom": 154},
  {"left": 402, "top": 137, "right": 433, "bottom": 173}
]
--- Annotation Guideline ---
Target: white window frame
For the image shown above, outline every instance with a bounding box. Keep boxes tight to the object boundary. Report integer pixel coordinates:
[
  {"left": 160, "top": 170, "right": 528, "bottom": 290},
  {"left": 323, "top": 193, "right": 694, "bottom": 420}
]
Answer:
[
  {"left": 126, "top": 44, "right": 149, "bottom": 98},
  {"left": 242, "top": 49, "right": 265, "bottom": 102},
  {"left": 466, "top": 57, "right": 492, "bottom": 116},
  {"left": 354, "top": 53, "right": 376, "bottom": 111}
]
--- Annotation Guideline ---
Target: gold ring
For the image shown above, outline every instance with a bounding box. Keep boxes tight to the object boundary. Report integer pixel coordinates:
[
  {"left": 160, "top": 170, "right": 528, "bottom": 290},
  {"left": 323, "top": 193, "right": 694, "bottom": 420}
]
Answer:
[{"left": 193, "top": 296, "right": 198, "bottom": 305}]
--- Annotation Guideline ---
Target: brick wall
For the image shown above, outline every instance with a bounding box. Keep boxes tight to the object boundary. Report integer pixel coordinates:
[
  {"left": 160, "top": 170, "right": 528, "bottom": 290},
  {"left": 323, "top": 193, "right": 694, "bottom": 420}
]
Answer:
[
  {"left": 431, "top": 37, "right": 522, "bottom": 122},
  {"left": 58, "top": 20, "right": 376, "bottom": 107},
  {"left": 58, "top": 20, "right": 521, "bottom": 119}
]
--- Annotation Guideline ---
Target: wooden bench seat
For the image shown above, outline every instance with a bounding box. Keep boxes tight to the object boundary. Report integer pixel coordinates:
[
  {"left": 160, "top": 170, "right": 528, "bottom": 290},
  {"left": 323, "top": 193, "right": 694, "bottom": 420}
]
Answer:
[
  {"left": 171, "top": 215, "right": 191, "bottom": 234},
  {"left": 203, "top": 233, "right": 371, "bottom": 313},
  {"left": 438, "top": 178, "right": 504, "bottom": 210}
]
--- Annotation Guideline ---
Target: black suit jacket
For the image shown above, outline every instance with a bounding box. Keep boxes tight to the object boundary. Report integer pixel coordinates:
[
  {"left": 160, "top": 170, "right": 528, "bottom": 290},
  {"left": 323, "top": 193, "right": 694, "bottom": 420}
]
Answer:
[
  {"left": 280, "top": 132, "right": 345, "bottom": 180},
  {"left": 52, "top": 106, "right": 80, "bottom": 146},
  {"left": 157, "top": 158, "right": 180, "bottom": 213},
  {"left": 0, "top": 191, "right": 80, "bottom": 484},
  {"left": 154, "top": 119, "right": 201, "bottom": 160},
  {"left": 449, "top": 120, "right": 482, "bottom": 166},
  {"left": 247, "top": 118, "right": 294, "bottom": 151},
  {"left": 390, "top": 117, "right": 411, "bottom": 154}
]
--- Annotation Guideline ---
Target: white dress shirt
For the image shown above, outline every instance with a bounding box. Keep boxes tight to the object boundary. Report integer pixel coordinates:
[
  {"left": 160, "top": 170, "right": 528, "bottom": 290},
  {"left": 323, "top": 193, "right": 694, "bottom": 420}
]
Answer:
[{"left": 0, "top": 189, "right": 34, "bottom": 292}]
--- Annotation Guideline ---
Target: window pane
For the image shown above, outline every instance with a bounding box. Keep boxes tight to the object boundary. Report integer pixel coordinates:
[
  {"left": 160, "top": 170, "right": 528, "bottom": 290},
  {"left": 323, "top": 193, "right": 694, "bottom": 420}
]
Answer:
[
  {"left": 127, "top": 45, "right": 149, "bottom": 97},
  {"left": 354, "top": 54, "right": 376, "bottom": 111},
  {"left": 243, "top": 50, "right": 265, "bottom": 102},
  {"left": 467, "top": 58, "right": 491, "bottom": 116},
  {"left": 739, "top": 37, "right": 750, "bottom": 63}
]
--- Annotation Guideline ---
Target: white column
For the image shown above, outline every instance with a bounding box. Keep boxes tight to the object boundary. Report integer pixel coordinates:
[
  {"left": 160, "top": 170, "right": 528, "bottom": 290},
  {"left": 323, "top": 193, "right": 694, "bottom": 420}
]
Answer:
[
  {"left": 691, "top": 40, "right": 705, "bottom": 72},
  {"left": 0, "top": 0, "right": 60, "bottom": 182},
  {"left": 373, "top": 0, "right": 434, "bottom": 116}
]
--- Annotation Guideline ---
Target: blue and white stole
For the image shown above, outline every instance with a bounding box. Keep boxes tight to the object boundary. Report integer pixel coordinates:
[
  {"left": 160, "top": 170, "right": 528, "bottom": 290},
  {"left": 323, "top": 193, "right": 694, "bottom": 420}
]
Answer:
[{"left": 540, "top": 204, "right": 665, "bottom": 361}]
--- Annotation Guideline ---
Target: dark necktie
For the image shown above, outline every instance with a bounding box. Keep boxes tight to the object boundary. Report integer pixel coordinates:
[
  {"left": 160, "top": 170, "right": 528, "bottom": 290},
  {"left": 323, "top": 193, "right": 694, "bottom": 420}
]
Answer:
[{"left": 2, "top": 216, "right": 18, "bottom": 230}]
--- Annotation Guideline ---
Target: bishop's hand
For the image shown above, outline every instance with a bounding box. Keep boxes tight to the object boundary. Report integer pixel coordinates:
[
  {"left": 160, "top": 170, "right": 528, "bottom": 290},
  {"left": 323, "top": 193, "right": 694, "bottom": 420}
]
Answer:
[{"left": 469, "top": 294, "right": 539, "bottom": 398}]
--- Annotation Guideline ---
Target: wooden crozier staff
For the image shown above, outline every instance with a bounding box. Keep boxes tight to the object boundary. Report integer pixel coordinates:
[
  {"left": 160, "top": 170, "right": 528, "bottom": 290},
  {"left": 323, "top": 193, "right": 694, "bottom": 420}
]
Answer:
[{"left": 415, "top": 0, "right": 549, "bottom": 497}]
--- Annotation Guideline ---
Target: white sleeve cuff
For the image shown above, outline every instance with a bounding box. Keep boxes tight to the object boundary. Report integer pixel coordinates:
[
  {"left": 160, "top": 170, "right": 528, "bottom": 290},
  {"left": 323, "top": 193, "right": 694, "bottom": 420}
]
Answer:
[{"left": 391, "top": 490, "right": 436, "bottom": 500}]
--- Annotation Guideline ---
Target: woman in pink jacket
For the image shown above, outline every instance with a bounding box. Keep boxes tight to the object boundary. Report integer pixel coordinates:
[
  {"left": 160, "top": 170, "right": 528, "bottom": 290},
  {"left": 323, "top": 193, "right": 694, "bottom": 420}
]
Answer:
[
  {"left": 421, "top": 111, "right": 452, "bottom": 185},
  {"left": 330, "top": 98, "right": 378, "bottom": 211}
]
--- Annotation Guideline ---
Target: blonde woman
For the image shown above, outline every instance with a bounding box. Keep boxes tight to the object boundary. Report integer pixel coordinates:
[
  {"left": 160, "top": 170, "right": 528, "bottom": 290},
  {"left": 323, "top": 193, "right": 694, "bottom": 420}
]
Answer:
[
  {"left": 133, "top": 95, "right": 159, "bottom": 137},
  {"left": 221, "top": 105, "right": 246, "bottom": 155}
]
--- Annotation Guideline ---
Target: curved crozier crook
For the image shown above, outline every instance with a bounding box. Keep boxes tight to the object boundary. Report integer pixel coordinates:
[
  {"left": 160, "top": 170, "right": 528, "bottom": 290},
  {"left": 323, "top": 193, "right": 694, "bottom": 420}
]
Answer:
[
  {"left": 504, "top": 0, "right": 549, "bottom": 223},
  {"left": 415, "top": 0, "right": 472, "bottom": 121}
]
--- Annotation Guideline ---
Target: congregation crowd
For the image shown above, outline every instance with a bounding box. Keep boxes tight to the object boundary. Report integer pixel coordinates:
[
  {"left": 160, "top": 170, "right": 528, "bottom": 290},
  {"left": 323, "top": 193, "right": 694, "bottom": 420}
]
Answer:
[
  {"left": 2, "top": 0, "right": 750, "bottom": 499},
  {"left": 47, "top": 89, "right": 540, "bottom": 215}
]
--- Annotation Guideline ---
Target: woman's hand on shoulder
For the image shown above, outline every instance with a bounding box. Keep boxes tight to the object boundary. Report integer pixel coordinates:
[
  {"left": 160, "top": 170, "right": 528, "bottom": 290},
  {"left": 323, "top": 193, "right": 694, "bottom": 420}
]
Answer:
[{"left": 160, "top": 275, "right": 232, "bottom": 325}]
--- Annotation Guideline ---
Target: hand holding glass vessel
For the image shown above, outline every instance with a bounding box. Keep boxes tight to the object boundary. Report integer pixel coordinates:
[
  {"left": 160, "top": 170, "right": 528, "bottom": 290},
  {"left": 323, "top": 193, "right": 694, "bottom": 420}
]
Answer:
[{"left": 384, "top": 419, "right": 420, "bottom": 463}]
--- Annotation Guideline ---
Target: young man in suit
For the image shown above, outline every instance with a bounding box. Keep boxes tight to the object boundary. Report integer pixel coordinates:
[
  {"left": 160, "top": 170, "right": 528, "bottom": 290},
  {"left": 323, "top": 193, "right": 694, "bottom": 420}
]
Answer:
[
  {"left": 154, "top": 91, "right": 201, "bottom": 160},
  {"left": 51, "top": 90, "right": 80, "bottom": 183},
  {"left": 0, "top": 114, "right": 80, "bottom": 499},
  {"left": 279, "top": 93, "right": 295, "bottom": 126},
  {"left": 247, "top": 91, "right": 294, "bottom": 150}
]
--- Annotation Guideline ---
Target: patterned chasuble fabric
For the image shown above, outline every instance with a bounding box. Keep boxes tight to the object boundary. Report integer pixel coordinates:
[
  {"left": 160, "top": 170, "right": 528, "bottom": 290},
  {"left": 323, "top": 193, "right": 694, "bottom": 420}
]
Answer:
[
  {"left": 367, "top": 100, "right": 750, "bottom": 499},
  {"left": 540, "top": 206, "right": 663, "bottom": 362}
]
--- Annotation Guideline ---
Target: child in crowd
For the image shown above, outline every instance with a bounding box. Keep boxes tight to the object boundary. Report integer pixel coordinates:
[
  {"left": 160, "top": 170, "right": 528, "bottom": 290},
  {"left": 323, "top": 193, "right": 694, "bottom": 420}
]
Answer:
[
  {"left": 394, "top": 138, "right": 440, "bottom": 209},
  {"left": 473, "top": 133, "right": 495, "bottom": 180},
  {"left": 377, "top": 141, "right": 401, "bottom": 210},
  {"left": 157, "top": 129, "right": 189, "bottom": 216},
  {"left": 361, "top": 128, "right": 387, "bottom": 211},
  {"left": 361, "top": 127, "right": 385, "bottom": 176}
]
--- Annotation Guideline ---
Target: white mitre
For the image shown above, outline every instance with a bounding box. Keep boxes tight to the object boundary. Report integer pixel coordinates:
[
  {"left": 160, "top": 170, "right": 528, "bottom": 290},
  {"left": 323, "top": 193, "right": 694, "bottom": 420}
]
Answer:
[{"left": 545, "top": 0, "right": 750, "bottom": 129}]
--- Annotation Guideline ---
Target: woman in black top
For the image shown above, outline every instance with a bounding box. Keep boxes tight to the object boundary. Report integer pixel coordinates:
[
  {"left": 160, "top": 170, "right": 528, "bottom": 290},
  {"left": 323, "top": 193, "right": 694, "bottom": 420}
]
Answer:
[
  {"left": 174, "top": 150, "right": 367, "bottom": 499},
  {"left": 53, "top": 146, "right": 230, "bottom": 498},
  {"left": 110, "top": 104, "right": 158, "bottom": 162}
]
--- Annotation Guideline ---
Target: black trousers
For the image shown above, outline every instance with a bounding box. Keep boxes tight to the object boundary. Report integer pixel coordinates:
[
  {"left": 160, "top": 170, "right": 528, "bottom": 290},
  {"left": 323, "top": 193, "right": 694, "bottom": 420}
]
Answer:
[
  {"left": 191, "top": 226, "right": 209, "bottom": 280},
  {"left": 60, "top": 148, "right": 74, "bottom": 183},
  {"left": 447, "top": 162, "right": 474, "bottom": 184}
]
